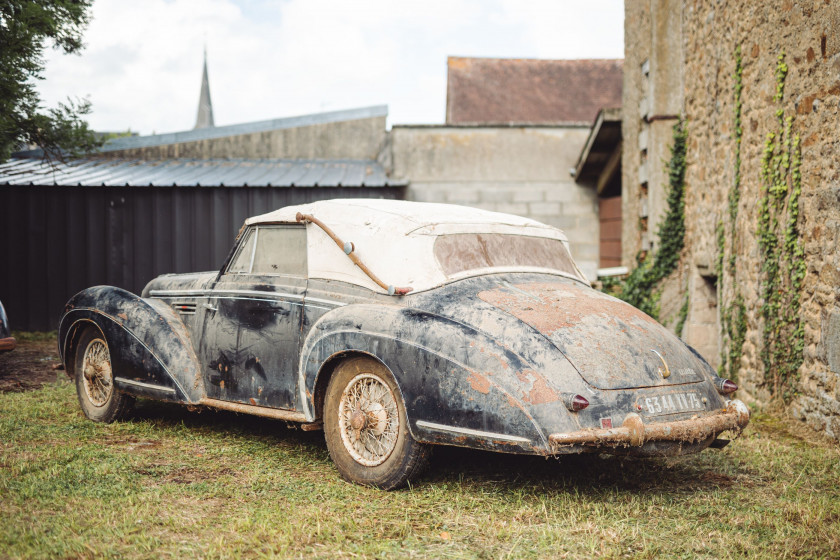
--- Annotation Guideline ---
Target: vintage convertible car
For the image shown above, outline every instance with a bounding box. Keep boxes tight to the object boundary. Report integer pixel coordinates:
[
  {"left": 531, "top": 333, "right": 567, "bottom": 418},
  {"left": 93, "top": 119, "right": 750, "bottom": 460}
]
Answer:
[{"left": 59, "top": 199, "right": 749, "bottom": 489}]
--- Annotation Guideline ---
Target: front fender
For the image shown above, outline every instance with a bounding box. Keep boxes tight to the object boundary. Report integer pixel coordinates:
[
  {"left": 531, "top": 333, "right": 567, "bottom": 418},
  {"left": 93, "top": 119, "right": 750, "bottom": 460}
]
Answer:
[
  {"left": 59, "top": 286, "right": 203, "bottom": 403},
  {"left": 300, "top": 304, "right": 583, "bottom": 454}
]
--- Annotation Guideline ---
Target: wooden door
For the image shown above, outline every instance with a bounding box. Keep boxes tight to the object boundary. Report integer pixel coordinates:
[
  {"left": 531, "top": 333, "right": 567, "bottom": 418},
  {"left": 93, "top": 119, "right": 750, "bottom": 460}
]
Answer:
[{"left": 599, "top": 196, "right": 622, "bottom": 268}]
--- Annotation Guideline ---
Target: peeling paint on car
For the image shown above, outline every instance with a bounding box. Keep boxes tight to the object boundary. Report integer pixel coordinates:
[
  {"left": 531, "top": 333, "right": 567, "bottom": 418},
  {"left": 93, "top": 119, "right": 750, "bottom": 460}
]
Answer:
[{"left": 466, "top": 371, "right": 492, "bottom": 394}]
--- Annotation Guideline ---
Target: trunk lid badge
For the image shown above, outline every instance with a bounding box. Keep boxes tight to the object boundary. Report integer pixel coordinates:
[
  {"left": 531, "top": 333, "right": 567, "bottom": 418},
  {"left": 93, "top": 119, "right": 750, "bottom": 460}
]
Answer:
[{"left": 651, "top": 349, "right": 671, "bottom": 378}]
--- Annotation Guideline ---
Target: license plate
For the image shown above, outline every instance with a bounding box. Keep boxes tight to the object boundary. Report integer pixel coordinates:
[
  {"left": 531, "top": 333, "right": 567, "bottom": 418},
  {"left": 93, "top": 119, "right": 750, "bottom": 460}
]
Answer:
[{"left": 638, "top": 392, "right": 704, "bottom": 416}]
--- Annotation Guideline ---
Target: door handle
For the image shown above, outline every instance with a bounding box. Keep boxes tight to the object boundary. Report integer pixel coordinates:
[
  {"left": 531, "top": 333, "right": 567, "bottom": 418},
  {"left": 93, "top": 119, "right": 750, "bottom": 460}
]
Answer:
[{"left": 203, "top": 303, "right": 218, "bottom": 312}]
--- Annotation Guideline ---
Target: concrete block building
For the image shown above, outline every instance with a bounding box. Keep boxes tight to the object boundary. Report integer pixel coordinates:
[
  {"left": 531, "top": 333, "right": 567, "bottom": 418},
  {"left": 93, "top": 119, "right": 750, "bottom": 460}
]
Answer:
[{"left": 392, "top": 57, "right": 623, "bottom": 280}]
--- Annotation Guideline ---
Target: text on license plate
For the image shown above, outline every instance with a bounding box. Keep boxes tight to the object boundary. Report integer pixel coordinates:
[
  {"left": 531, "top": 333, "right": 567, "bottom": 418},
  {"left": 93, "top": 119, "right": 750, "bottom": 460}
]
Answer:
[{"left": 640, "top": 392, "right": 704, "bottom": 415}]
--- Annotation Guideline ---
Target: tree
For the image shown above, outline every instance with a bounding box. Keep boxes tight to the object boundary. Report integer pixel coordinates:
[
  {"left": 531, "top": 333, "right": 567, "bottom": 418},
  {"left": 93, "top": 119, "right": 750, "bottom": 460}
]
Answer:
[{"left": 0, "top": 0, "right": 100, "bottom": 162}]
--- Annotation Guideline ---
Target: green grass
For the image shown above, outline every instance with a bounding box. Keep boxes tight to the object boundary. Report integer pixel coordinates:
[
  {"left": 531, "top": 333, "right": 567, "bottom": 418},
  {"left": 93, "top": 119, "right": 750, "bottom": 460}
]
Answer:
[
  {"left": 9, "top": 331, "right": 57, "bottom": 343},
  {"left": 1, "top": 382, "right": 838, "bottom": 559}
]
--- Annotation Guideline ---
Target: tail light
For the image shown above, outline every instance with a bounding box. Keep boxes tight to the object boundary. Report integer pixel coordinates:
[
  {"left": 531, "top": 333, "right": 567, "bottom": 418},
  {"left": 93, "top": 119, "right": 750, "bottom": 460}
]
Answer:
[
  {"left": 562, "top": 393, "right": 589, "bottom": 412},
  {"left": 714, "top": 378, "right": 738, "bottom": 395}
]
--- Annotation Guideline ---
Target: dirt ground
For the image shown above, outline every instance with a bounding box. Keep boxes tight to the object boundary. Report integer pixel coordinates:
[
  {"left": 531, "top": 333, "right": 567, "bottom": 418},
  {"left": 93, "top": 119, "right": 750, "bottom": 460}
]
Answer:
[{"left": 0, "top": 335, "right": 64, "bottom": 392}]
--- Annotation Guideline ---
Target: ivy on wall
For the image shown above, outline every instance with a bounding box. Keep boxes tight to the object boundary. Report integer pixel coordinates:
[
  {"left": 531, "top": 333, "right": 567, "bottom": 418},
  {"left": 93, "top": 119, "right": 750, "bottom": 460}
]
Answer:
[
  {"left": 607, "top": 47, "right": 806, "bottom": 397},
  {"left": 611, "top": 119, "right": 688, "bottom": 320},
  {"left": 719, "top": 49, "right": 805, "bottom": 398},
  {"left": 722, "top": 293, "right": 747, "bottom": 378},
  {"left": 757, "top": 52, "right": 805, "bottom": 401},
  {"left": 674, "top": 294, "right": 690, "bottom": 338},
  {"left": 718, "top": 45, "right": 747, "bottom": 379}
]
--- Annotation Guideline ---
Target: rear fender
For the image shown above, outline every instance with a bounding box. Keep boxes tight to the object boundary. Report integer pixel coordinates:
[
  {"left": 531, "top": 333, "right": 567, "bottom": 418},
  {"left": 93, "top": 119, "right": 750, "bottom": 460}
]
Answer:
[
  {"left": 300, "top": 305, "right": 568, "bottom": 454},
  {"left": 59, "top": 286, "right": 203, "bottom": 403}
]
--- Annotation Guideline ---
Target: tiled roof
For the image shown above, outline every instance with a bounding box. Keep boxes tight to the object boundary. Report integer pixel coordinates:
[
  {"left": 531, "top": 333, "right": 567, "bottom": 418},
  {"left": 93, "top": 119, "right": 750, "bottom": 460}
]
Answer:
[{"left": 446, "top": 57, "right": 622, "bottom": 125}]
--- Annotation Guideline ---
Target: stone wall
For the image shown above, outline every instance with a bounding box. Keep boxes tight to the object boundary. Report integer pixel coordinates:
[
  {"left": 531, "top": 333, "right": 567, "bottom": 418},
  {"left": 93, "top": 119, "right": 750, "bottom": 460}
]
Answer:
[
  {"left": 626, "top": 0, "right": 840, "bottom": 439},
  {"left": 621, "top": 2, "right": 650, "bottom": 265},
  {"left": 388, "top": 125, "right": 600, "bottom": 279},
  {"left": 622, "top": 0, "right": 684, "bottom": 265},
  {"left": 685, "top": 0, "right": 840, "bottom": 439}
]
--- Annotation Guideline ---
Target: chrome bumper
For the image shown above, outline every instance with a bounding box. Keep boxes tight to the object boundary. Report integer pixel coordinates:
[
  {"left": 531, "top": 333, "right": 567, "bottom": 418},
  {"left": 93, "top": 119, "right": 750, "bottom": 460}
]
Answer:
[{"left": 549, "top": 399, "right": 750, "bottom": 448}]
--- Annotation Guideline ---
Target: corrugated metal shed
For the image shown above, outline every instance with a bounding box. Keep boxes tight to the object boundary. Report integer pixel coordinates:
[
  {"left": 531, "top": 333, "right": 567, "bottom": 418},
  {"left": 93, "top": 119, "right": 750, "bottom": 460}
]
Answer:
[
  {"left": 0, "top": 157, "right": 404, "bottom": 188},
  {"left": 1, "top": 182, "right": 405, "bottom": 330}
]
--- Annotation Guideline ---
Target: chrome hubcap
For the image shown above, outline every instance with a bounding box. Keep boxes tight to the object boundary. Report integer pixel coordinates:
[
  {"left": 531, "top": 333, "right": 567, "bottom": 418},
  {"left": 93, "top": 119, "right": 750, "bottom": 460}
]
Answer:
[
  {"left": 82, "top": 338, "right": 113, "bottom": 407},
  {"left": 338, "top": 373, "right": 399, "bottom": 466}
]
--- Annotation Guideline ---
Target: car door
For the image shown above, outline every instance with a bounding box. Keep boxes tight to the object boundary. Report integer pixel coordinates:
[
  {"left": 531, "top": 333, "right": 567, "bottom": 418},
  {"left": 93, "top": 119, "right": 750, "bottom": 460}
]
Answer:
[{"left": 197, "top": 224, "right": 307, "bottom": 409}]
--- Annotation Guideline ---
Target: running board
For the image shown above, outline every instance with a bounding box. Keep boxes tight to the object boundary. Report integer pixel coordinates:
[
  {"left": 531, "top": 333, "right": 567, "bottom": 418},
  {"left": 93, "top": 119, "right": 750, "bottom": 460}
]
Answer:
[{"left": 198, "top": 398, "right": 306, "bottom": 422}]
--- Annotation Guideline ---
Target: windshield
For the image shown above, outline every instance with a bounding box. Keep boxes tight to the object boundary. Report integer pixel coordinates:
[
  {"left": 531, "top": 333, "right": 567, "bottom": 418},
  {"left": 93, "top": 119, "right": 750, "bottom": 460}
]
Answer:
[{"left": 434, "top": 233, "right": 582, "bottom": 280}]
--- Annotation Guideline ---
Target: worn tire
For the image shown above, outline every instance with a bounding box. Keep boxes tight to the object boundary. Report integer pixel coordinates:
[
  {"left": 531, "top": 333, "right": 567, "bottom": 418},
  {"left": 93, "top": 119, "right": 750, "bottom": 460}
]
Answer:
[
  {"left": 323, "top": 357, "right": 430, "bottom": 490},
  {"left": 73, "top": 325, "right": 134, "bottom": 423}
]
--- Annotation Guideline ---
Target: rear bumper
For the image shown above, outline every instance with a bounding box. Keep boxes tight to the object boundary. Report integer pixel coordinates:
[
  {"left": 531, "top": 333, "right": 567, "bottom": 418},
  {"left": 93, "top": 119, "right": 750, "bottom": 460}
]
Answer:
[
  {"left": 0, "top": 336, "right": 16, "bottom": 352},
  {"left": 549, "top": 399, "right": 750, "bottom": 448}
]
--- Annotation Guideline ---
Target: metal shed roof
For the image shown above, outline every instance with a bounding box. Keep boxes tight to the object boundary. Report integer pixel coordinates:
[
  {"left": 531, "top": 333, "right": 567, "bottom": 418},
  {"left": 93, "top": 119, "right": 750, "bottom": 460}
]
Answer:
[
  {"left": 0, "top": 157, "right": 405, "bottom": 187},
  {"left": 11, "top": 106, "right": 388, "bottom": 158}
]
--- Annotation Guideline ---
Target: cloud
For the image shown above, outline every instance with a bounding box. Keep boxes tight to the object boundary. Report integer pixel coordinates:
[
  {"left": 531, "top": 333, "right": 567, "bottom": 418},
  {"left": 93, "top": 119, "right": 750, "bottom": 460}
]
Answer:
[{"left": 37, "top": 0, "right": 624, "bottom": 134}]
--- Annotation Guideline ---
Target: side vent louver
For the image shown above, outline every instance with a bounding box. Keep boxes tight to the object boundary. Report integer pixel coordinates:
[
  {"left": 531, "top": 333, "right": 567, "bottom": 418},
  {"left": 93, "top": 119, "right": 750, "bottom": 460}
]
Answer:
[{"left": 172, "top": 301, "right": 197, "bottom": 315}]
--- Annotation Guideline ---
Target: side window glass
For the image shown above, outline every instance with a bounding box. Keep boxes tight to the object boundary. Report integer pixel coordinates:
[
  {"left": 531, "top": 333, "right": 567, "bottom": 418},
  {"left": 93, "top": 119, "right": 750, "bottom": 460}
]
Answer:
[
  {"left": 228, "top": 228, "right": 256, "bottom": 273},
  {"left": 251, "top": 225, "right": 307, "bottom": 276}
]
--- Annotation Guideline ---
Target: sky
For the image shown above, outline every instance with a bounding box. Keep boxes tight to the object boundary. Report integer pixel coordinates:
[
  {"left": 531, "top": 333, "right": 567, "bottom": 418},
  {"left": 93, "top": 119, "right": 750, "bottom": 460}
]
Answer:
[{"left": 37, "top": 0, "right": 624, "bottom": 135}]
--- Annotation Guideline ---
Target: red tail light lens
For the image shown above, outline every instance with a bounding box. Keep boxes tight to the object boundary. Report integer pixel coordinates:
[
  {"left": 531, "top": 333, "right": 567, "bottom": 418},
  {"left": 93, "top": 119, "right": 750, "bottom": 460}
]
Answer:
[
  {"left": 721, "top": 380, "right": 738, "bottom": 394},
  {"left": 562, "top": 393, "right": 589, "bottom": 412},
  {"left": 571, "top": 395, "right": 589, "bottom": 411},
  {"left": 714, "top": 378, "right": 738, "bottom": 394}
]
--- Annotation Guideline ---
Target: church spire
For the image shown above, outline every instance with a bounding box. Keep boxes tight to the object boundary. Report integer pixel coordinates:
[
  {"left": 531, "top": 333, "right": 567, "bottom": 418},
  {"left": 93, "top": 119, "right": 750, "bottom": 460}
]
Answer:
[{"left": 194, "top": 47, "right": 215, "bottom": 129}]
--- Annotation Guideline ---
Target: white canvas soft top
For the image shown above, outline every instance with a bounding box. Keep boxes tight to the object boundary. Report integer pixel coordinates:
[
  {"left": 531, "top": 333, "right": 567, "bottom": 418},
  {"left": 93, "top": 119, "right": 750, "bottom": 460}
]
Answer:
[{"left": 246, "top": 199, "right": 585, "bottom": 294}]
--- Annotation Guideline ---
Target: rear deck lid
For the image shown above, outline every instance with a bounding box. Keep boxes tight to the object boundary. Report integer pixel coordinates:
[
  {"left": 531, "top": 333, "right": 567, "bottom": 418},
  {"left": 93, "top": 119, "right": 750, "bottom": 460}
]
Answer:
[{"left": 477, "top": 281, "right": 706, "bottom": 389}]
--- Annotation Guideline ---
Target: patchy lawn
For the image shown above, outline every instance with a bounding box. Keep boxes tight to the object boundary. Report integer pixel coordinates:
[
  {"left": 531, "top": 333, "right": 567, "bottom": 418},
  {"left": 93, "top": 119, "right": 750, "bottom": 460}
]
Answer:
[{"left": 0, "top": 339, "right": 838, "bottom": 559}]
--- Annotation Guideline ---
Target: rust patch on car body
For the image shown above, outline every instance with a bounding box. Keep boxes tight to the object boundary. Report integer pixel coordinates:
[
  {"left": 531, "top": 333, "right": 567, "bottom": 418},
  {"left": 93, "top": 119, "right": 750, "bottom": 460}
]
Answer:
[
  {"left": 515, "top": 369, "right": 558, "bottom": 404},
  {"left": 478, "top": 281, "right": 659, "bottom": 336},
  {"left": 466, "top": 371, "right": 491, "bottom": 394}
]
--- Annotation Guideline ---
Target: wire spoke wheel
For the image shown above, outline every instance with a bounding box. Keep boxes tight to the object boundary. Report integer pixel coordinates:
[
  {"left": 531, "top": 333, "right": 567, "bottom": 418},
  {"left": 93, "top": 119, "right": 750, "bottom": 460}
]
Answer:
[
  {"left": 73, "top": 325, "right": 133, "bottom": 423},
  {"left": 337, "top": 373, "right": 399, "bottom": 466},
  {"left": 324, "top": 357, "right": 430, "bottom": 489},
  {"left": 81, "top": 338, "right": 113, "bottom": 407}
]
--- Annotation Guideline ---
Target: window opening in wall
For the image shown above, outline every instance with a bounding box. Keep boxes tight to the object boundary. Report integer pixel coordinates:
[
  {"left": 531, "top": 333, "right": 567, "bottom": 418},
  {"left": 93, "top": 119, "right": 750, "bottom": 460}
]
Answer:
[{"left": 698, "top": 272, "right": 720, "bottom": 362}]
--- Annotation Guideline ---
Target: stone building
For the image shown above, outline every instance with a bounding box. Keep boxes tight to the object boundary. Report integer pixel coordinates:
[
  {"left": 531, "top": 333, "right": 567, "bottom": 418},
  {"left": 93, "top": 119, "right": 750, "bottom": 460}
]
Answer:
[{"left": 623, "top": 0, "right": 840, "bottom": 439}]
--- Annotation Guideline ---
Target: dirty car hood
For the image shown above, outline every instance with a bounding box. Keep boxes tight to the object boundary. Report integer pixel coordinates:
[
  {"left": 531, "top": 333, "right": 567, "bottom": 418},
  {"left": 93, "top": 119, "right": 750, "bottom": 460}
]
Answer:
[{"left": 475, "top": 280, "right": 708, "bottom": 389}]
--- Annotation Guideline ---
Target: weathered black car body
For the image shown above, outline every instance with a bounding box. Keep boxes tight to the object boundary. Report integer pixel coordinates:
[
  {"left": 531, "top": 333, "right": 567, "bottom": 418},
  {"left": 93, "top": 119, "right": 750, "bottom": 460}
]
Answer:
[
  {"left": 0, "top": 300, "right": 15, "bottom": 352},
  {"left": 59, "top": 199, "right": 749, "bottom": 489}
]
